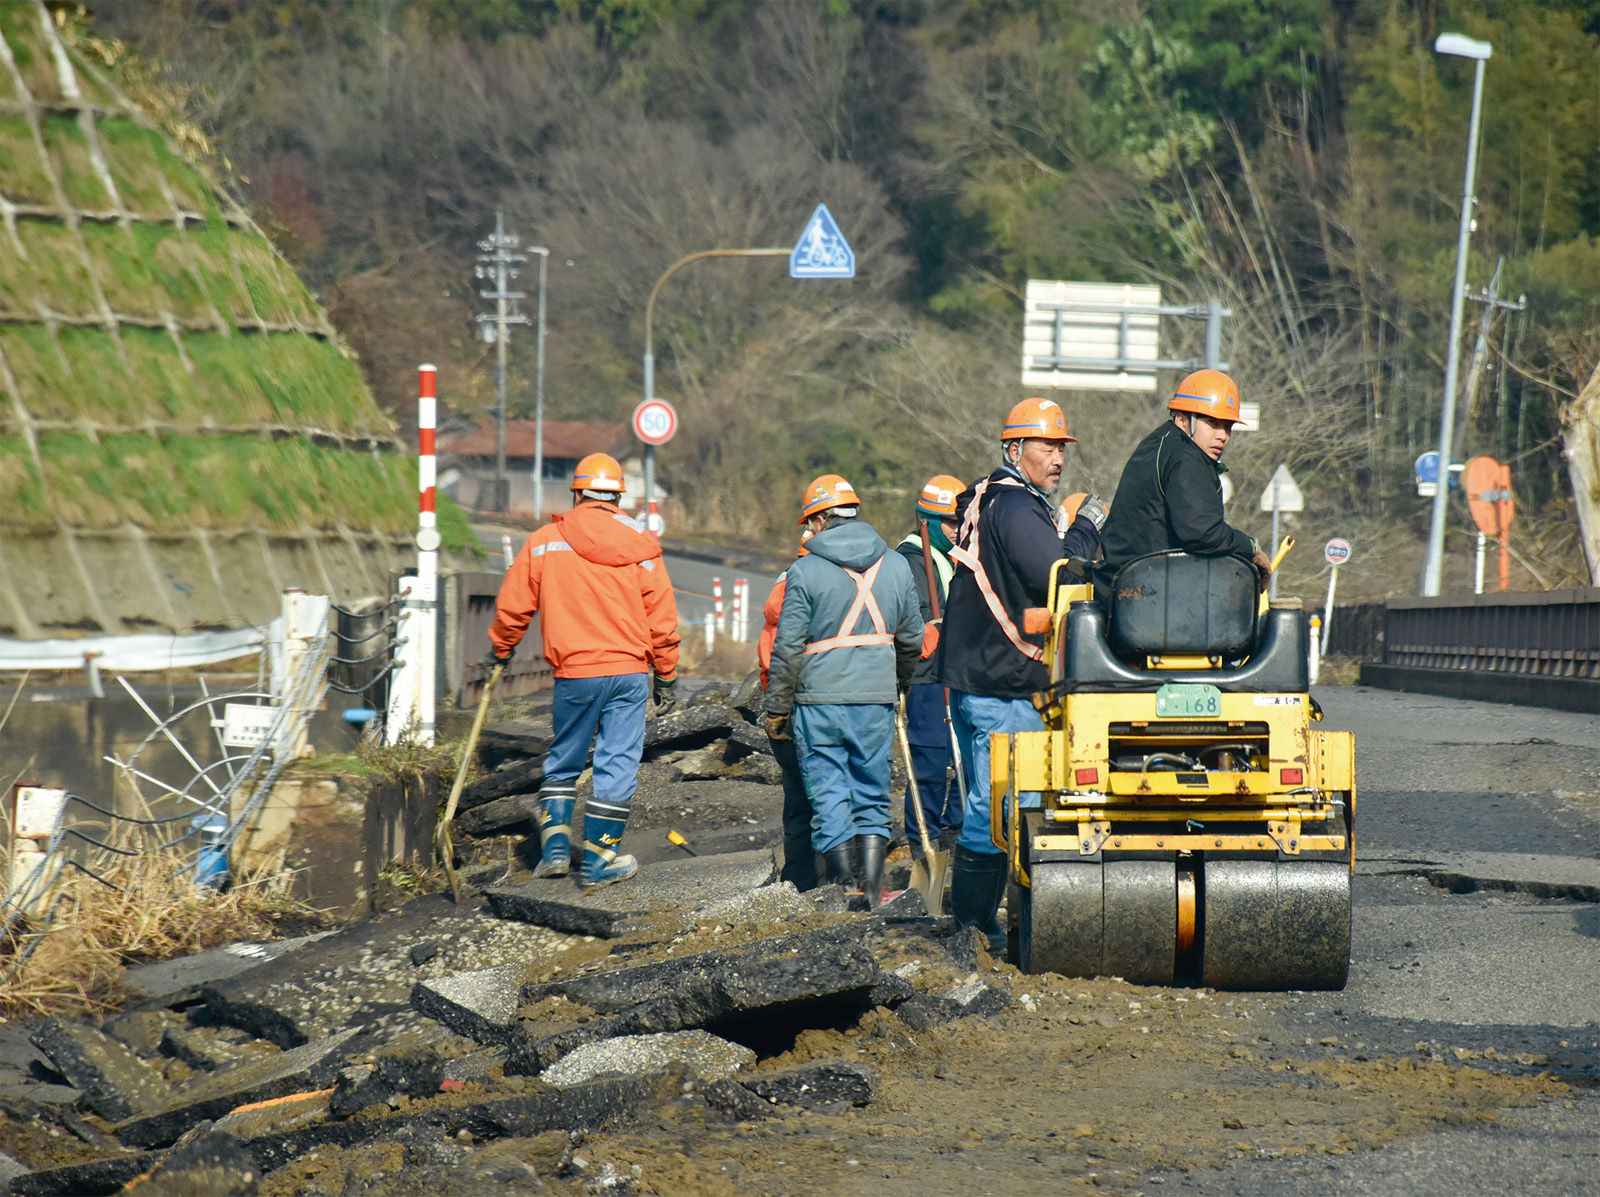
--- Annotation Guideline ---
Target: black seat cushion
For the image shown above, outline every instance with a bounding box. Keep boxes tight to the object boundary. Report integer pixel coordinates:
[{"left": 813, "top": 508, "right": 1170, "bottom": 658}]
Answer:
[{"left": 1108, "top": 551, "right": 1257, "bottom": 659}]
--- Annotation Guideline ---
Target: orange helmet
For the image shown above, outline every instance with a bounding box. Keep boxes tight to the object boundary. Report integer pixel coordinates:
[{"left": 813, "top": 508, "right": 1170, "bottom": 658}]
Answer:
[
  {"left": 571, "top": 452, "right": 625, "bottom": 494},
  {"left": 798, "top": 474, "right": 860, "bottom": 524},
  {"left": 1001, "top": 397, "right": 1077, "bottom": 443},
  {"left": 1168, "top": 369, "right": 1243, "bottom": 425},
  {"left": 916, "top": 474, "right": 964, "bottom": 519}
]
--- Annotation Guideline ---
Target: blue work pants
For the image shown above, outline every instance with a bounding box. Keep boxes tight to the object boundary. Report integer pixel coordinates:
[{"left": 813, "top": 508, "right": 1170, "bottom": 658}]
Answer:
[
  {"left": 792, "top": 702, "right": 894, "bottom": 854},
  {"left": 768, "top": 731, "right": 819, "bottom": 890},
  {"left": 950, "top": 691, "right": 1044, "bottom": 856},
  {"left": 544, "top": 673, "right": 649, "bottom": 804},
  {"left": 904, "top": 683, "right": 960, "bottom": 838}
]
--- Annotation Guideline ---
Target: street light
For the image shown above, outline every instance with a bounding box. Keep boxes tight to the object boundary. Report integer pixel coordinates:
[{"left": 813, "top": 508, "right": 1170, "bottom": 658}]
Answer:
[{"left": 1422, "top": 32, "right": 1493, "bottom": 596}]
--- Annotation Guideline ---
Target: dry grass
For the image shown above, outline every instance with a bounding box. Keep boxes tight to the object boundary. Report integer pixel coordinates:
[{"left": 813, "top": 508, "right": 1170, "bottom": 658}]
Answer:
[{"left": 0, "top": 843, "right": 329, "bottom": 1020}]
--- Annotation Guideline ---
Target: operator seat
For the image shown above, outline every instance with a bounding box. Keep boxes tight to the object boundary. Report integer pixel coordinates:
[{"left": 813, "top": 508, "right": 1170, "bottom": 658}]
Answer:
[{"left": 1106, "top": 550, "right": 1259, "bottom": 661}]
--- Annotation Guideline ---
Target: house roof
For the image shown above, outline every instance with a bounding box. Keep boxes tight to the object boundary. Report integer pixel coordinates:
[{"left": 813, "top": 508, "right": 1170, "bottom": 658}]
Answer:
[{"left": 441, "top": 420, "right": 631, "bottom": 461}]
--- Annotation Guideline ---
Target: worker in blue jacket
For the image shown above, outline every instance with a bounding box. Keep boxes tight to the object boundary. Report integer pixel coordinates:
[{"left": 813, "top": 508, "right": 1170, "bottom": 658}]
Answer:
[
  {"left": 940, "top": 398, "right": 1107, "bottom": 950},
  {"left": 764, "top": 475, "right": 924, "bottom": 909}
]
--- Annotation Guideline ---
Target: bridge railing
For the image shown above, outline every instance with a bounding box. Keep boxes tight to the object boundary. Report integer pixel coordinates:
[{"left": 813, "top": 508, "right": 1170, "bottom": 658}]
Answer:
[{"left": 1359, "top": 588, "right": 1600, "bottom": 712}]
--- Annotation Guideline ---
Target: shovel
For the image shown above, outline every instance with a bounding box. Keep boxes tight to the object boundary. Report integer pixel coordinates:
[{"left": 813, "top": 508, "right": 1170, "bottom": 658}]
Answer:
[
  {"left": 896, "top": 697, "right": 948, "bottom": 916},
  {"left": 437, "top": 662, "right": 504, "bottom": 902}
]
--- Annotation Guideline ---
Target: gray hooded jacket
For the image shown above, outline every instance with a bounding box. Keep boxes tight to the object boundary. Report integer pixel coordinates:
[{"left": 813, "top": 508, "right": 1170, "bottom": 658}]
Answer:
[{"left": 764, "top": 519, "right": 923, "bottom": 713}]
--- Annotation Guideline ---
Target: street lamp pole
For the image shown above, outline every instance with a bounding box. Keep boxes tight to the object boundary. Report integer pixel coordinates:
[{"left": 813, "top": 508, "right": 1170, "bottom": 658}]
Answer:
[
  {"left": 641, "top": 248, "right": 788, "bottom": 520},
  {"left": 475, "top": 210, "right": 529, "bottom": 514},
  {"left": 1422, "top": 33, "right": 1493, "bottom": 596}
]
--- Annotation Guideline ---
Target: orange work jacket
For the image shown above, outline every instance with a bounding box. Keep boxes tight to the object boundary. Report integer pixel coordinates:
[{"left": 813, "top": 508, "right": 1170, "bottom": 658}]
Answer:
[
  {"left": 757, "top": 571, "right": 788, "bottom": 691},
  {"left": 489, "top": 501, "right": 680, "bottom": 680}
]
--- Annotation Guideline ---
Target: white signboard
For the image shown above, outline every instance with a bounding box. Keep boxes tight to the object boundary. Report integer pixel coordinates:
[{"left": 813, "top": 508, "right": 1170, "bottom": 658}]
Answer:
[
  {"left": 1258, "top": 464, "right": 1304, "bottom": 513},
  {"left": 1022, "top": 281, "right": 1161, "bottom": 392},
  {"left": 221, "top": 703, "right": 276, "bottom": 749}
]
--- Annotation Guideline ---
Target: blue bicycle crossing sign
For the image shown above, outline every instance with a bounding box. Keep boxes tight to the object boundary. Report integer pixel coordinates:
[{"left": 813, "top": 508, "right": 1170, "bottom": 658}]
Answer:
[{"left": 790, "top": 204, "right": 855, "bottom": 279}]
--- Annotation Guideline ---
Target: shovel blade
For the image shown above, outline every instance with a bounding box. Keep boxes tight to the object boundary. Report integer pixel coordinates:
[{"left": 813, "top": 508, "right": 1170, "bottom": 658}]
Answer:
[{"left": 909, "top": 850, "right": 949, "bottom": 916}]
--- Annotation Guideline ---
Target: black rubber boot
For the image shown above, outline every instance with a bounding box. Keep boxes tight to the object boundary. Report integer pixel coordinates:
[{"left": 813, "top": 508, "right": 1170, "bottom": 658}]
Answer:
[
  {"left": 858, "top": 835, "right": 889, "bottom": 910},
  {"left": 951, "top": 845, "right": 1009, "bottom": 955},
  {"left": 823, "top": 844, "right": 856, "bottom": 889}
]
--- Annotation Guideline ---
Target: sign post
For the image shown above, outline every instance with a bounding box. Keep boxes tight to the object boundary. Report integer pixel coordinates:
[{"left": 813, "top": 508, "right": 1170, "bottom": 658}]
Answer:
[
  {"left": 1258, "top": 465, "right": 1304, "bottom": 600},
  {"left": 1321, "top": 538, "right": 1351, "bottom": 655},
  {"left": 638, "top": 206, "right": 855, "bottom": 532}
]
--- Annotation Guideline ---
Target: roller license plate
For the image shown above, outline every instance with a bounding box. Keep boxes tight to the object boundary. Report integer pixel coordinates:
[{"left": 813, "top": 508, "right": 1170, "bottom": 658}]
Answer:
[{"left": 1155, "top": 683, "right": 1222, "bottom": 718}]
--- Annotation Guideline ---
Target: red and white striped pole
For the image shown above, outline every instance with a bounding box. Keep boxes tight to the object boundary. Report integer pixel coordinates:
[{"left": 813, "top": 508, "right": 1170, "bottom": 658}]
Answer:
[
  {"left": 730, "top": 577, "right": 743, "bottom": 643},
  {"left": 712, "top": 577, "right": 724, "bottom": 635},
  {"left": 388, "top": 365, "right": 439, "bottom": 745}
]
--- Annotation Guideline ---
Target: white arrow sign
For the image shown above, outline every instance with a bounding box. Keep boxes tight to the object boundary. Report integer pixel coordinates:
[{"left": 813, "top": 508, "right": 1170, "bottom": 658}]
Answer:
[{"left": 1258, "top": 464, "right": 1304, "bottom": 513}]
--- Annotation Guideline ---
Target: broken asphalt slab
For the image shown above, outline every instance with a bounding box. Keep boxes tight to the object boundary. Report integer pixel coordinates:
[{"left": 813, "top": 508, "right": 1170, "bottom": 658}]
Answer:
[
  {"left": 508, "top": 922, "right": 881, "bottom": 1073},
  {"left": 120, "top": 934, "right": 335, "bottom": 1003},
  {"left": 539, "top": 1030, "right": 755, "bottom": 1087},
  {"left": 742, "top": 1058, "right": 880, "bottom": 1111},
  {"left": 198, "top": 894, "right": 567, "bottom": 1047},
  {"left": 483, "top": 847, "right": 778, "bottom": 938},
  {"left": 1358, "top": 849, "right": 1600, "bottom": 901},
  {"left": 10, "top": 1151, "right": 159, "bottom": 1197},
  {"left": 30, "top": 1019, "right": 169, "bottom": 1122},
  {"left": 410, "top": 962, "right": 525, "bottom": 1045},
  {"left": 114, "top": 1028, "right": 359, "bottom": 1148}
]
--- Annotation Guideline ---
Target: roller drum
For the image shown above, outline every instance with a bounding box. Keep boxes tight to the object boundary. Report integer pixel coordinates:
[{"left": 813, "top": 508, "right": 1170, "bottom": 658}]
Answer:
[
  {"left": 1022, "top": 860, "right": 1103, "bottom": 977},
  {"left": 1102, "top": 860, "right": 1177, "bottom": 985},
  {"left": 1202, "top": 859, "right": 1350, "bottom": 990}
]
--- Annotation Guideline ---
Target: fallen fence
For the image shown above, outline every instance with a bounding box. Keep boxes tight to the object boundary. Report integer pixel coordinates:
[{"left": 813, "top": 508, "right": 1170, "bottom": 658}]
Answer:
[{"left": 1360, "top": 588, "right": 1600, "bottom": 713}]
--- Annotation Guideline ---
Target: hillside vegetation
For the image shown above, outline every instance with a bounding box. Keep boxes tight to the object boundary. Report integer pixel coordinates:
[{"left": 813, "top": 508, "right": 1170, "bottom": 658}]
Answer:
[{"left": 96, "top": 0, "right": 1600, "bottom": 598}]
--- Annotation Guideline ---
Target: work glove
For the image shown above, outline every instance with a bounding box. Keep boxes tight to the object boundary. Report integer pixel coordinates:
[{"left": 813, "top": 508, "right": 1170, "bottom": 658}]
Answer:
[
  {"left": 1076, "top": 493, "right": 1110, "bottom": 533},
  {"left": 919, "top": 621, "right": 941, "bottom": 660},
  {"left": 651, "top": 673, "right": 678, "bottom": 717},
  {"left": 481, "top": 646, "right": 513, "bottom": 672},
  {"left": 764, "top": 712, "right": 792, "bottom": 742},
  {"left": 1250, "top": 543, "right": 1273, "bottom": 593}
]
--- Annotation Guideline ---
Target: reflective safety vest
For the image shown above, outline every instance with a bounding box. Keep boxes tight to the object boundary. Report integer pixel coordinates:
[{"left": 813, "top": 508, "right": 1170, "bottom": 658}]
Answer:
[
  {"left": 801, "top": 557, "right": 894, "bottom": 655},
  {"left": 948, "top": 475, "right": 1044, "bottom": 663}
]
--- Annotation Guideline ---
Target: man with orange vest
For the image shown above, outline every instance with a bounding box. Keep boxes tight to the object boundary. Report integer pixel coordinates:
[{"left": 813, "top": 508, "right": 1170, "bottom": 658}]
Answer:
[
  {"left": 940, "top": 398, "right": 1108, "bottom": 949},
  {"left": 764, "top": 475, "right": 923, "bottom": 908},
  {"left": 486, "top": 453, "right": 680, "bottom": 889},
  {"left": 757, "top": 529, "right": 819, "bottom": 891},
  {"left": 1093, "top": 369, "right": 1271, "bottom": 594},
  {"left": 894, "top": 474, "right": 965, "bottom": 849}
]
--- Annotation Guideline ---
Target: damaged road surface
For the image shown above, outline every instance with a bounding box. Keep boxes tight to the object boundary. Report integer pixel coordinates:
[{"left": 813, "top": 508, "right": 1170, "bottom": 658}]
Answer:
[{"left": 1, "top": 686, "right": 1595, "bottom": 1196}]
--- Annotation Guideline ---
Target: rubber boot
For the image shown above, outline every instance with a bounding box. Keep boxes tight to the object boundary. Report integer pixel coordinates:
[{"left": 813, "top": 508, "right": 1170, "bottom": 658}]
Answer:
[
  {"left": 951, "top": 845, "right": 1009, "bottom": 955},
  {"left": 822, "top": 844, "right": 856, "bottom": 889},
  {"left": 858, "top": 834, "right": 889, "bottom": 910},
  {"left": 578, "top": 800, "right": 638, "bottom": 890},
  {"left": 533, "top": 785, "right": 575, "bottom": 878}
]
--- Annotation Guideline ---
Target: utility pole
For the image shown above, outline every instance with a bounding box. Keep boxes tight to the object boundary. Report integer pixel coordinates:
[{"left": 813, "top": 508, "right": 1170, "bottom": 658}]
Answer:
[
  {"left": 1454, "top": 256, "right": 1525, "bottom": 461},
  {"left": 475, "top": 211, "right": 529, "bottom": 514}
]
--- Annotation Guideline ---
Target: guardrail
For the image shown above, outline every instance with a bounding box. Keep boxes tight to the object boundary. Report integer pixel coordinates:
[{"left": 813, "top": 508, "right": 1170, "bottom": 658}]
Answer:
[{"left": 1360, "top": 588, "right": 1599, "bottom": 713}]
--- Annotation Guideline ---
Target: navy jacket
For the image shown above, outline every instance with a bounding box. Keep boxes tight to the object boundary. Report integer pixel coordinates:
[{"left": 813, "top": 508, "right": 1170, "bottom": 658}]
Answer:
[
  {"left": 939, "top": 466, "right": 1101, "bottom": 701},
  {"left": 764, "top": 519, "right": 923, "bottom": 713},
  {"left": 1092, "top": 420, "right": 1256, "bottom": 596}
]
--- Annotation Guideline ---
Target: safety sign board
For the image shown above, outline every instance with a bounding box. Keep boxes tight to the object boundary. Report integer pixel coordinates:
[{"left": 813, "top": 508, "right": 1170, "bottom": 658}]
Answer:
[
  {"left": 790, "top": 204, "right": 855, "bottom": 279},
  {"left": 1324, "top": 538, "right": 1351, "bottom": 566},
  {"left": 632, "top": 398, "right": 678, "bottom": 446},
  {"left": 221, "top": 703, "right": 276, "bottom": 749},
  {"left": 1258, "top": 464, "right": 1304, "bottom": 513}
]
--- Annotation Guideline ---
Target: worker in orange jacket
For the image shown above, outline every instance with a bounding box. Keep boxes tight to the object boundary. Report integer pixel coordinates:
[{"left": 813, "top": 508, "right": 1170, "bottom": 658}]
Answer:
[
  {"left": 487, "top": 453, "right": 680, "bottom": 889},
  {"left": 758, "top": 529, "right": 817, "bottom": 890}
]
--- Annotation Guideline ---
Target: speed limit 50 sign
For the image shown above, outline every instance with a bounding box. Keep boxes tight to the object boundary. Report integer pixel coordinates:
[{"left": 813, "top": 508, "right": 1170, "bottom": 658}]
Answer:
[{"left": 632, "top": 399, "right": 678, "bottom": 446}]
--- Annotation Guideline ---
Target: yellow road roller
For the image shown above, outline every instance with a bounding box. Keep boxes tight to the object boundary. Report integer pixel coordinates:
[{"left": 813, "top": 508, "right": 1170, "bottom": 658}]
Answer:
[{"left": 993, "top": 548, "right": 1354, "bottom": 990}]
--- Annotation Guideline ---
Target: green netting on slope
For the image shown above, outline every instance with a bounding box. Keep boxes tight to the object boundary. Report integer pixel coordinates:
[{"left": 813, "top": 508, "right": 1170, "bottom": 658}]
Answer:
[
  {"left": 0, "top": 117, "right": 52, "bottom": 204},
  {"left": 21, "top": 431, "right": 462, "bottom": 540}
]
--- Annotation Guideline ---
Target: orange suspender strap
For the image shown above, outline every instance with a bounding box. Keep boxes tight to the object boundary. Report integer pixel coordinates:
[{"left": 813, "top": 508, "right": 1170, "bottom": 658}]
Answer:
[
  {"left": 802, "top": 558, "right": 895, "bottom": 655},
  {"left": 948, "top": 476, "right": 1045, "bottom": 663}
]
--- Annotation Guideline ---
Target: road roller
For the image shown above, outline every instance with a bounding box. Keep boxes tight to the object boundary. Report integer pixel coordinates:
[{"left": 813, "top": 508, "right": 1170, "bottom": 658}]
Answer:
[{"left": 994, "top": 549, "right": 1354, "bottom": 990}]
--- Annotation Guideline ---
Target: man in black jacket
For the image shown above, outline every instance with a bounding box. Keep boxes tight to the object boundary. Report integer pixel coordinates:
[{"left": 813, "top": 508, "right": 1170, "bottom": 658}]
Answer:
[
  {"left": 1093, "top": 369, "right": 1271, "bottom": 598},
  {"left": 940, "top": 397, "right": 1107, "bottom": 950}
]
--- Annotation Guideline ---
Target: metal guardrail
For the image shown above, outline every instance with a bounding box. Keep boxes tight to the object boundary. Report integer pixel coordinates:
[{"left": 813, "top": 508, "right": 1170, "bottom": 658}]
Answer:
[{"left": 1382, "top": 589, "right": 1600, "bottom": 679}]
